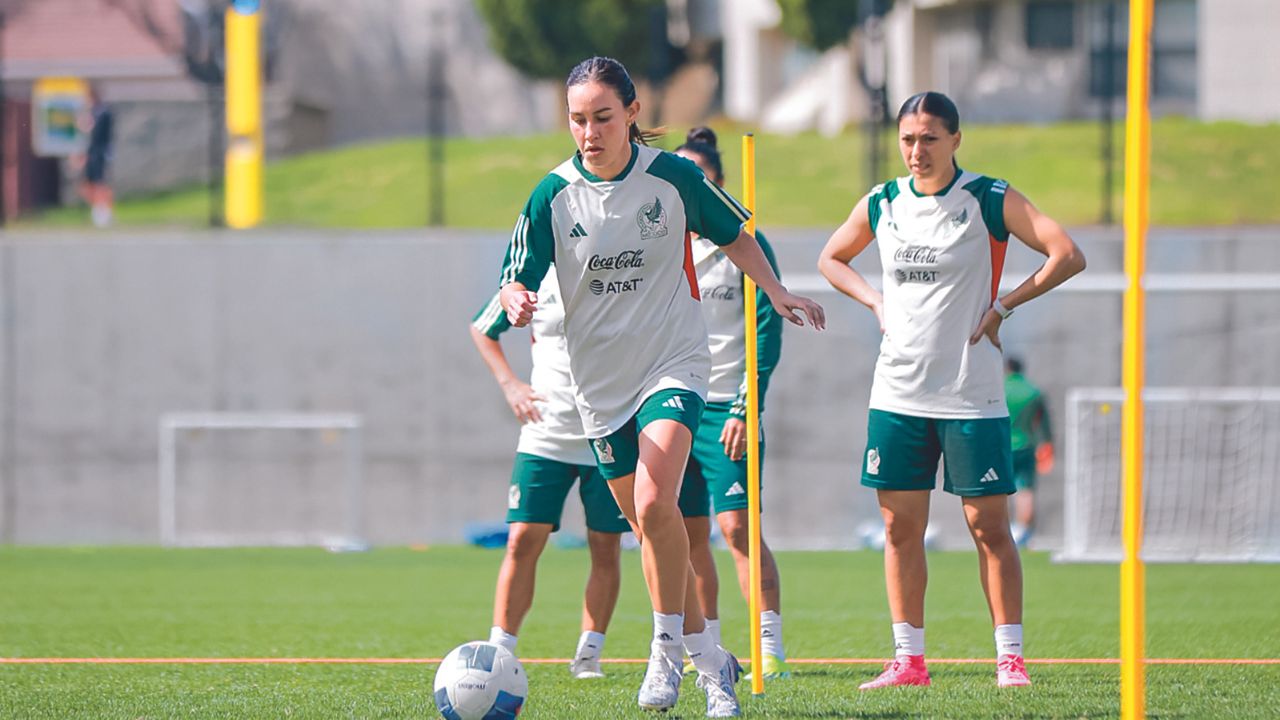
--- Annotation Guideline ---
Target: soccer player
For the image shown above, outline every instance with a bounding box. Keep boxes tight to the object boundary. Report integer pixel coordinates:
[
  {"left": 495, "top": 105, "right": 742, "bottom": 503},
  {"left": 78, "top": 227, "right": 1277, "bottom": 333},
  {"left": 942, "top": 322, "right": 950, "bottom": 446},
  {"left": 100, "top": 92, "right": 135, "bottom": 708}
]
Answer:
[
  {"left": 471, "top": 263, "right": 630, "bottom": 679},
  {"left": 673, "top": 127, "right": 791, "bottom": 680},
  {"left": 817, "top": 91, "right": 1085, "bottom": 690},
  {"left": 1004, "top": 356, "right": 1054, "bottom": 548},
  {"left": 496, "top": 56, "right": 824, "bottom": 717}
]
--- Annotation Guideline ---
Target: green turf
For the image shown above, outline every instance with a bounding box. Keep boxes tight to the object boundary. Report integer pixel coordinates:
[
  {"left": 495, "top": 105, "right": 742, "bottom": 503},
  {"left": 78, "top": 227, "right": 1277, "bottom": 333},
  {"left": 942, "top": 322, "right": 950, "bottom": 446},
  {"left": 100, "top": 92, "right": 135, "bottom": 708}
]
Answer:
[
  {"left": 1, "top": 547, "right": 1277, "bottom": 718},
  {"left": 22, "top": 118, "right": 1280, "bottom": 230}
]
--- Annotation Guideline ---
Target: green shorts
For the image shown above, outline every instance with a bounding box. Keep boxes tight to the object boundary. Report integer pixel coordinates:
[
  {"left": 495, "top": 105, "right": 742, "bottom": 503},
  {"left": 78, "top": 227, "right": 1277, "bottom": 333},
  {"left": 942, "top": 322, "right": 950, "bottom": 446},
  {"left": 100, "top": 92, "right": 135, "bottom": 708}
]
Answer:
[
  {"left": 679, "top": 402, "right": 763, "bottom": 517},
  {"left": 589, "top": 389, "right": 705, "bottom": 481},
  {"left": 1011, "top": 448, "right": 1037, "bottom": 490},
  {"left": 506, "top": 453, "right": 630, "bottom": 533},
  {"left": 861, "top": 409, "right": 1016, "bottom": 497}
]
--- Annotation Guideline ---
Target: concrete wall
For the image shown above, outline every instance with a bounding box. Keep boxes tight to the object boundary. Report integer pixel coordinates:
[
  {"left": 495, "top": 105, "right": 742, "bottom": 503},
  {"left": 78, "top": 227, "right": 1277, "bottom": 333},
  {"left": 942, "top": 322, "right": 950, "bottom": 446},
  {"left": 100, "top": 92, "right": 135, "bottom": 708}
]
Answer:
[
  {"left": 1, "top": 227, "right": 1277, "bottom": 548},
  {"left": 1198, "top": 0, "right": 1280, "bottom": 123}
]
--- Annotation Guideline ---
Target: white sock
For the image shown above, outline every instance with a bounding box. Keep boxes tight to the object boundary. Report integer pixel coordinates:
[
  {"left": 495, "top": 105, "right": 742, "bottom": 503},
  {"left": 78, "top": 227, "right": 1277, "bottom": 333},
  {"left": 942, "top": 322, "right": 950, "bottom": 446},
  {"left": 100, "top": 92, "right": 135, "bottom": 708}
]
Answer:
[
  {"left": 91, "top": 204, "right": 112, "bottom": 228},
  {"left": 892, "top": 622, "right": 924, "bottom": 658},
  {"left": 995, "top": 624, "right": 1023, "bottom": 658},
  {"left": 653, "top": 612, "right": 684, "bottom": 650},
  {"left": 575, "top": 630, "right": 606, "bottom": 660},
  {"left": 683, "top": 628, "right": 724, "bottom": 674},
  {"left": 760, "top": 610, "right": 785, "bottom": 660},
  {"left": 705, "top": 618, "right": 722, "bottom": 646},
  {"left": 489, "top": 626, "right": 518, "bottom": 653}
]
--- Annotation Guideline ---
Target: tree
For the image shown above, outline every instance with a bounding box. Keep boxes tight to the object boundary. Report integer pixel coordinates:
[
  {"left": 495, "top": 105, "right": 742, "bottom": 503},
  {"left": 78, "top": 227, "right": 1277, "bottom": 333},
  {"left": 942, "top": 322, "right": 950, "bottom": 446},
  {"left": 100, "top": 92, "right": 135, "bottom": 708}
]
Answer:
[
  {"left": 775, "top": 0, "right": 891, "bottom": 52},
  {"left": 474, "top": 0, "right": 669, "bottom": 82}
]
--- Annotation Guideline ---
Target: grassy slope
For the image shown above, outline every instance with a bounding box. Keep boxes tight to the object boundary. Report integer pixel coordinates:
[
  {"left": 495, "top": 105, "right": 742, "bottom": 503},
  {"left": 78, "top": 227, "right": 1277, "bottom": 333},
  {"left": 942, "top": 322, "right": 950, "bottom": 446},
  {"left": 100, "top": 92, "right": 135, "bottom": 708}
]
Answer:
[
  {"left": 24, "top": 119, "right": 1280, "bottom": 230},
  {"left": 2, "top": 547, "right": 1278, "bottom": 718}
]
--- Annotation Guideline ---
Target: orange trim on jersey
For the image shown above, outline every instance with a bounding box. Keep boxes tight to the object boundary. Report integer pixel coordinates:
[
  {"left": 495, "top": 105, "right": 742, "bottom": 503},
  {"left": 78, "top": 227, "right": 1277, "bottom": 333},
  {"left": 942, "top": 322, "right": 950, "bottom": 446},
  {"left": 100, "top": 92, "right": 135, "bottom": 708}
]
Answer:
[
  {"left": 989, "top": 233, "right": 1008, "bottom": 302},
  {"left": 683, "top": 231, "right": 701, "bottom": 300}
]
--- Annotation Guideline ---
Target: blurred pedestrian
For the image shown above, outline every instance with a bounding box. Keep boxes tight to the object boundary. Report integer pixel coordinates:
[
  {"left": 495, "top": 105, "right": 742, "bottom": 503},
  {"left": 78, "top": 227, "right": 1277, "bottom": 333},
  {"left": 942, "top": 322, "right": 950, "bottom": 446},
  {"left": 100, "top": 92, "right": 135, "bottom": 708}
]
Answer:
[
  {"left": 76, "top": 84, "right": 115, "bottom": 228},
  {"left": 818, "top": 91, "right": 1085, "bottom": 691},
  {"left": 1004, "top": 356, "right": 1054, "bottom": 548},
  {"left": 471, "top": 263, "right": 629, "bottom": 679}
]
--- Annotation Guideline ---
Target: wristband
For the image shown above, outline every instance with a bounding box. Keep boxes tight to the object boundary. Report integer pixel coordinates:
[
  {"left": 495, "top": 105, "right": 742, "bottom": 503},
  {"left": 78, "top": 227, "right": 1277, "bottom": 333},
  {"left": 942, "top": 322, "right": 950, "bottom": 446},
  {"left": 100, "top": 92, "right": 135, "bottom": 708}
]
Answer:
[{"left": 992, "top": 297, "right": 1014, "bottom": 319}]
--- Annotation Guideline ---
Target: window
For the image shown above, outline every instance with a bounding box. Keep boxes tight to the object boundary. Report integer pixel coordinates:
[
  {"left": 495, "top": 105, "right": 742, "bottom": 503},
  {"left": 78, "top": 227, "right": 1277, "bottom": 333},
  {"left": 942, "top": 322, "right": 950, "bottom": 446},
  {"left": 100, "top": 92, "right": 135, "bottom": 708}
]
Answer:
[
  {"left": 1088, "top": 0, "right": 1197, "bottom": 100},
  {"left": 1026, "top": 1, "right": 1076, "bottom": 50}
]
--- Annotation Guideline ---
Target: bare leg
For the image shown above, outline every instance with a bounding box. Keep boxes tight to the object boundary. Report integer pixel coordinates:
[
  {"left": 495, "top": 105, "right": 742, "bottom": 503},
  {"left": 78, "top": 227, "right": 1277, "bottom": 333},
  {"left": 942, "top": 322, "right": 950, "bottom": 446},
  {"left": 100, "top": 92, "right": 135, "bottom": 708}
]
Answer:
[
  {"left": 717, "top": 509, "right": 781, "bottom": 613},
  {"left": 963, "top": 495, "right": 1023, "bottom": 625},
  {"left": 878, "top": 490, "right": 931, "bottom": 626},
  {"left": 685, "top": 516, "right": 719, "bottom": 621},
  {"left": 582, "top": 530, "right": 622, "bottom": 633},
  {"left": 492, "top": 522, "right": 552, "bottom": 634},
  {"left": 1014, "top": 489, "right": 1035, "bottom": 532}
]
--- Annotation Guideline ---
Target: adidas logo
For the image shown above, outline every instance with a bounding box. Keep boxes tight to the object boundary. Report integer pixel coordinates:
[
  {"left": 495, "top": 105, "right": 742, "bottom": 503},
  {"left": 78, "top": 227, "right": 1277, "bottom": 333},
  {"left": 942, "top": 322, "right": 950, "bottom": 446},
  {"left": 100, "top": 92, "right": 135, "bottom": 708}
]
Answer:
[
  {"left": 657, "top": 632, "right": 674, "bottom": 642},
  {"left": 725, "top": 482, "right": 745, "bottom": 497},
  {"left": 950, "top": 208, "right": 968, "bottom": 227},
  {"left": 980, "top": 468, "right": 1000, "bottom": 483},
  {"left": 661, "top": 396, "right": 685, "bottom": 411},
  {"left": 569, "top": 221, "right": 588, "bottom": 238}
]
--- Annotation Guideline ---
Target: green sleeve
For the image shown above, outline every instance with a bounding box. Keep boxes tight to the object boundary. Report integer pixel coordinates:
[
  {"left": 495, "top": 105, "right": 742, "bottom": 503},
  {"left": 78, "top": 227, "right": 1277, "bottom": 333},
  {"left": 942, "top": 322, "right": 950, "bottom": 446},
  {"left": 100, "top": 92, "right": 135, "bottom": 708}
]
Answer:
[
  {"left": 499, "top": 173, "right": 568, "bottom": 291},
  {"left": 1035, "top": 394, "right": 1053, "bottom": 445},
  {"left": 962, "top": 175, "right": 1010, "bottom": 242},
  {"left": 470, "top": 290, "right": 510, "bottom": 340},
  {"left": 865, "top": 180, "right": 900, "bottom": 237},
  {"left": 730, "top": 231, "right": 784, "bottom": 417},
  {"left": 646, "top": 152, "right": 751, "bottom": 246}
]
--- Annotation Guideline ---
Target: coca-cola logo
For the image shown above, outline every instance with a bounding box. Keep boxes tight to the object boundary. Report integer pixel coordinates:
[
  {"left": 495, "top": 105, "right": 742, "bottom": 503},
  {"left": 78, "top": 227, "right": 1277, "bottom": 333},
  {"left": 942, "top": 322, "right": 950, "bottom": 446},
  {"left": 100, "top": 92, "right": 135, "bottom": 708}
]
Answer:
[
  {"left": 703, "top": 285, "right": 737, "bottom": 301},
  {"left": 588, "top": 249, "right": 645, "bottom": 271},
  {"left": 893, "top": 245, "right": 940, "bottom": 264}
]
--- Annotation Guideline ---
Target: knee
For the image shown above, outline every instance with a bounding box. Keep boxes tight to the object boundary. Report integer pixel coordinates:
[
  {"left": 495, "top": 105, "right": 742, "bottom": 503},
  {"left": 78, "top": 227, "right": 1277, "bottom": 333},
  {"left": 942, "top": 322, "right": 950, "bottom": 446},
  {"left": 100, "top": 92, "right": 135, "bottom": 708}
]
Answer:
[
  {"left": 968, "top": 518, "right": 1015, "bottom": 550},
  {"left": 587, "top": 532, "right": 622, "bottom": 566},
  {"left": 883, "top": 512, "right": 928, "bottom": 549},
  {"left": 506, "top": 525, "right": 547, "bottom": 562},
  {"left": 635, "top": 493, "right": 675, "bottom": 531},
  {"left": 720, "top": 517, "right": 750, "bottom": 555}
]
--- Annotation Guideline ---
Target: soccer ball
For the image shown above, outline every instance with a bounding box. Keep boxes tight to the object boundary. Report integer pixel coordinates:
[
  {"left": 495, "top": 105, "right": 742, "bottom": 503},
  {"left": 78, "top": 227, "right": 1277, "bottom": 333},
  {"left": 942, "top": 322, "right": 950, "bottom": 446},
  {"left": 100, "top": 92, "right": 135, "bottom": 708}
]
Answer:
[{"left": 433, "top": 641, "right": 527, "bottom": 720}]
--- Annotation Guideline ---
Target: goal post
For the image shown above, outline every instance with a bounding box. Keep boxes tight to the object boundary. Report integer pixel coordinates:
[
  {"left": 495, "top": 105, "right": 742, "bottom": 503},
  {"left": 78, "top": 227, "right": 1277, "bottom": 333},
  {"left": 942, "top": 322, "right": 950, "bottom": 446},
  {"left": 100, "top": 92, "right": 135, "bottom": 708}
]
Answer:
[
  {"left": 158, "top": 412, "right": 365, "bottom": 548},
  {"left": 1061, "top": 388, "right": 1280, "bottom": 563}
]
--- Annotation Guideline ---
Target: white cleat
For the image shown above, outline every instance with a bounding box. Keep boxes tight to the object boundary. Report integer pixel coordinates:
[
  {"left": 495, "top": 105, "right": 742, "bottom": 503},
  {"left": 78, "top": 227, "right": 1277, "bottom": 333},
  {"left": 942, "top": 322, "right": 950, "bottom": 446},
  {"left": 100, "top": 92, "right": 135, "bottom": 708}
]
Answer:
[
  {"left": 638, "top": 644, "right": 683, "bottom": 711},
  {"left": 569, "top": 655, "right": 606, "bottom": 679},
  {"left": 696, "top": 649, "right": 742, "bottom": 718}
]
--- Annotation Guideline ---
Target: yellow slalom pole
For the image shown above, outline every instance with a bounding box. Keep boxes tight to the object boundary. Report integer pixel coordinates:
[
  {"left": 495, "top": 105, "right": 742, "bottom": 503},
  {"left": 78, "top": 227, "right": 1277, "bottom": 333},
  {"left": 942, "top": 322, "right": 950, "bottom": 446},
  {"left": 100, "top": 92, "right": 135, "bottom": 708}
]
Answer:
[
  {"left": 225, "top": 0, "right": 264, "bottom": 228},
  {"left": 741, "top": 134, "right": 764, "bottom": 697},
  {"left": 1121, "top": 1, "right": 1152, "bottom": 718}
]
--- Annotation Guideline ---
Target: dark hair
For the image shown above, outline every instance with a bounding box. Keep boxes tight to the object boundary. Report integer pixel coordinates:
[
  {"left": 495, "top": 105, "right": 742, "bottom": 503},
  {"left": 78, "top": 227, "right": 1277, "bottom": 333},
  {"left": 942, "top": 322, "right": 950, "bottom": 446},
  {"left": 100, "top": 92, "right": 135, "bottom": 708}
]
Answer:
[
  {"left": 1006, "top": 356, "right": 1024, "bottom": 374},
  {"left": 566, "top": 56, "right": 663, "bottom": 145},
  {"left": 675, "top": 126, "right": 723, "bottom": 183},
  {"left": 896, "top": 91, "right": 960, "bottom": 134}
]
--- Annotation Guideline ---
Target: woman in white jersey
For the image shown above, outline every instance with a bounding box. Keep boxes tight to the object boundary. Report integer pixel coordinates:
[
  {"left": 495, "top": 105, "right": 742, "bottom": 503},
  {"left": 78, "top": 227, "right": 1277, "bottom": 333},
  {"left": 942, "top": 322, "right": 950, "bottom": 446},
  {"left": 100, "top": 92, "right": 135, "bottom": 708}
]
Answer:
[
  {"left": 498, "top": 57, "right": 824, "bottom": 717},
  {"left": 673, "top": 128, "right": 791, "bottom": 680},
  {"left": 470, "top": 263, "right": 630, "bottom": 680},
  {"left": 818, "top": 92, "right": 1085, "bottom": 691}
]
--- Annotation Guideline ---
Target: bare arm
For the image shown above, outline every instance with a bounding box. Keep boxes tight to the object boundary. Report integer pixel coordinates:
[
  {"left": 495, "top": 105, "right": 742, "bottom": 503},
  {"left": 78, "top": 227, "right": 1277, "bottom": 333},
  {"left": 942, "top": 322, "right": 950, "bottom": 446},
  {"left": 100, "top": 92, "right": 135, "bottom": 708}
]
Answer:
[
  {"left": 969, "top": 188, "right": 1087, "bottom": 346},
  {"left": 817, "top": 194, "right": 885, "bottom": 331},
  {"left": 720, "top": 230, "right": 826, "bottom": 330},
  {"left": 468, "top": 324, "right": 543, "bottom": 424}
]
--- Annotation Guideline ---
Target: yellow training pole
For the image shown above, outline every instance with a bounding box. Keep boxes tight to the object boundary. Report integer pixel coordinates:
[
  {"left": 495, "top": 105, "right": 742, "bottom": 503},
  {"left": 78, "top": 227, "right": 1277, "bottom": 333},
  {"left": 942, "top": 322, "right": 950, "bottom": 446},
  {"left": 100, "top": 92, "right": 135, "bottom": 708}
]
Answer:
[
  {"left": 1121, "top": 0, "right": 1152, "bottom": 718},
  {"left": 741, "top": 134, "right": 765, "bottom": 697},
  {"left": 225, "top": 0, "right": 264, "bottom": 228}
]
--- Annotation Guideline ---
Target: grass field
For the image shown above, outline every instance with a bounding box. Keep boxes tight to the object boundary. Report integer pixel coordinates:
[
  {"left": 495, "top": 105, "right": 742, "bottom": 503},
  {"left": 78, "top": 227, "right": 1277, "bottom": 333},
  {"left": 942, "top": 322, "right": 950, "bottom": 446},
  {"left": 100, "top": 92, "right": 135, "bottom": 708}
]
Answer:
[
  {"left": 2, "top": 547, "right": 1277, "bottom": 719},
  {"left": 23, "top": 118, "right": 1280, "bottom": 230}
]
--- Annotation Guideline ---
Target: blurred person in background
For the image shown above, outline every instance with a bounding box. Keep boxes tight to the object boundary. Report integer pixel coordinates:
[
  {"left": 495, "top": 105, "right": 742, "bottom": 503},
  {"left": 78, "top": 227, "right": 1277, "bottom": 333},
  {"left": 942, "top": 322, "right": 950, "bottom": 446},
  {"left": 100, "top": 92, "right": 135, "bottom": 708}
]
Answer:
[
  {"left": 75, "top": 84, "right": 115, "bottom": 228},
  {"left": 674, "top": 127, "right": 791, "bottom": 681},
  {"left": 818, "top": 91, "right": 1084, "bottom": 692},
  {"left": 496, "top": 55, "right": 823, "bottom": 717},
  {"left": 470, "top": 264, "right": 630, "bottom": 679},
  {"left": 1004, "top": 356, "right": 1054, "bottom": 549}
]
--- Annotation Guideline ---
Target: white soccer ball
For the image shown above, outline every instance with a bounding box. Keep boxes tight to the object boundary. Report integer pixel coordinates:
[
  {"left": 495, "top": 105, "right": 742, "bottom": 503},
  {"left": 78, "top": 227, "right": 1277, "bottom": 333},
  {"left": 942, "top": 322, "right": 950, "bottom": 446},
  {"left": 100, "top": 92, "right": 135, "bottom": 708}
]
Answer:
[{"left": 433, "top": 641, "right": 527, "bottom": 720}]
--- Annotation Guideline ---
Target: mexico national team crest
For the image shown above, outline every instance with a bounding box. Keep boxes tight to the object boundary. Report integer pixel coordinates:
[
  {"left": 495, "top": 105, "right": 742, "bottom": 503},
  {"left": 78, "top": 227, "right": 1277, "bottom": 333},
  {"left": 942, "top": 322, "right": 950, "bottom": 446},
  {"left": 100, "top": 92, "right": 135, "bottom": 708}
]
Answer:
[
  {"left": 593, "top": 438, "right": 615, "bottom": 464},
  {"left": 637, "top": 196, "right": 669, "bottom": 240}
]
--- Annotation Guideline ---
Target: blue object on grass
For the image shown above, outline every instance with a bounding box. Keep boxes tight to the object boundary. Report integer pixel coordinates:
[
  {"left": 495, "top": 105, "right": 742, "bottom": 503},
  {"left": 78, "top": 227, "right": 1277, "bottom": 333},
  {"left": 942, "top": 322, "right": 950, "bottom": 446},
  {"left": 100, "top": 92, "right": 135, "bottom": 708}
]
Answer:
[{"left": 465, "top": 522, "right": 509, "bottom": 548}]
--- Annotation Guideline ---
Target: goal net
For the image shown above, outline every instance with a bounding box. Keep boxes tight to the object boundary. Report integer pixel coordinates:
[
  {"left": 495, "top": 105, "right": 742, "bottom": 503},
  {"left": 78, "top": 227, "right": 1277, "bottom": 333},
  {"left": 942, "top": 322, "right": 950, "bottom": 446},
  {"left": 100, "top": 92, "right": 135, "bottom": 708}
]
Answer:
[
  {"left": 1060, "top": 388, "right": 1280, "bottom": 562},
  {"left": 159, "top": 412, "right": 365, "bottom": 548}
]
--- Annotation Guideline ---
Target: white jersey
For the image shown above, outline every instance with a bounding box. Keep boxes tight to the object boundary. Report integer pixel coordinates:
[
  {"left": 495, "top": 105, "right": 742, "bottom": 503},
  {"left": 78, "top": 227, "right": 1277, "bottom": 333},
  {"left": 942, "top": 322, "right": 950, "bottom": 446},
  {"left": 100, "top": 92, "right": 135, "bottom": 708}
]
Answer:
[
  {"left": 471, "top": 266, "right": 595, "bottom": 466},
  {"left": 866, "top": 168, "right": 1011, "bottom": 419},
  {"left": 692, "top": 232, "right": 783, "bottom": 412},
  {"left": 500, "top": 143, "right": 750, "bottom": 437}
]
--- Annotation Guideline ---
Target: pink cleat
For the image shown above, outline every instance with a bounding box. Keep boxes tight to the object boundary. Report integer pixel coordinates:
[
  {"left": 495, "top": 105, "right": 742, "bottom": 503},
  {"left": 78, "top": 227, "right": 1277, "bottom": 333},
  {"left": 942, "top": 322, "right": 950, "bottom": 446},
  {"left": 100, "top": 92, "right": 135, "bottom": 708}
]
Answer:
[
  {"left": 997, "top": 654, "right": 1031, "bottom": 687},
  {"left": 858, "top": 655, "right": 931, "bottom": 690}
]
